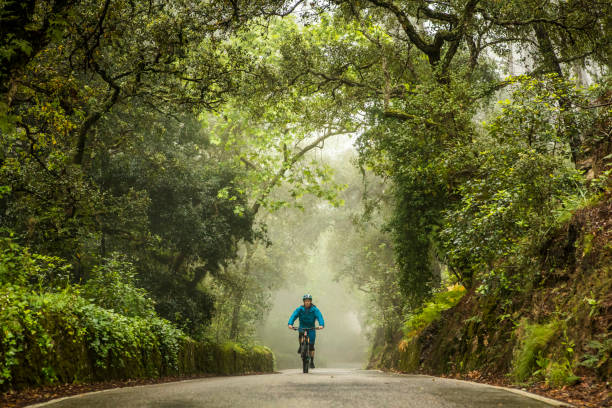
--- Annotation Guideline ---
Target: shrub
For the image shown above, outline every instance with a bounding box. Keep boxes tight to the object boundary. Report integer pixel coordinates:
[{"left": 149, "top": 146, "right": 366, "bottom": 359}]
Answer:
[
  {"left": 0, "top": 237, "right": 71, "bottom": 289},
  {"left": 579, "top": 337, "right": 612, "bottom": 378},
  {"left": 403, "top": 284, "right": 466, "bottom": 337},
  {"left": 0, "top": 245, "right": 274, "bottom": 390},
  {"left": 0, "top": 285, "right": 274, "bottom": 390},
  {"left": 511, "top": 320, "right": 560, "bottom": 382},
  {"left": 0, "top": 285, "right": 56, "bottom": 386},
  {"left": 0, "top": 286, "right": 182, "bottom": 388},
  {"left": 82, "top": 254, "right": 156, "bottom": 318},
  {"left": 545, "top": 361, "right": 580, "bottom": 387}
]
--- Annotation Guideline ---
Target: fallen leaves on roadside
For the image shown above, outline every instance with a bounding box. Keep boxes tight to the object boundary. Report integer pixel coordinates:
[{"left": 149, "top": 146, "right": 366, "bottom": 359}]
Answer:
[{"left": 409, "top": 369, "right": 610, "bottom": 408}]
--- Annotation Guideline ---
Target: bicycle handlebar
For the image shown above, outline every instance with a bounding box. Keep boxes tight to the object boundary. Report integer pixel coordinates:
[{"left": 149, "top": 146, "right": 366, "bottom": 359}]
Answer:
[{"left": 289, "top": 326, "right": 322, "bottom": 330}]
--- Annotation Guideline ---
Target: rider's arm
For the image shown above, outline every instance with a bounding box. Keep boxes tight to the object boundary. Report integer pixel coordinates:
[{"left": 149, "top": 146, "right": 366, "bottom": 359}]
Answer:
[
  {"left": 288, "top": 306, "right": 301, "bottom": 327},
  {"left": 315, "top": 307, "right": 325, "bottom": 328}
]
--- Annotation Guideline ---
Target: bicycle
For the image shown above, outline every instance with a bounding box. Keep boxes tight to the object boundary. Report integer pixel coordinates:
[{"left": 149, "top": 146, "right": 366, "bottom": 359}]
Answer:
[{"left": 290, "top": 326, "right": 321, "bottom": 373}]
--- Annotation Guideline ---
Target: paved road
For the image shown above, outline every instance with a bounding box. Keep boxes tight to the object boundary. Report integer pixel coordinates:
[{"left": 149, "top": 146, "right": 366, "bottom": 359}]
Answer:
[{"left": 31, "top": 368, "right": 568, "bottom": 408}]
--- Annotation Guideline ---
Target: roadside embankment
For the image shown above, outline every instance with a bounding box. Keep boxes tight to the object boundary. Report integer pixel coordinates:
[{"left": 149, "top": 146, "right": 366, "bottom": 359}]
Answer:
[
  {"left": 370, "top": 194, "right": 611, "bottom": 407},
  {"left": 0, "top": 287, "right": 274, "bottom": 392}
]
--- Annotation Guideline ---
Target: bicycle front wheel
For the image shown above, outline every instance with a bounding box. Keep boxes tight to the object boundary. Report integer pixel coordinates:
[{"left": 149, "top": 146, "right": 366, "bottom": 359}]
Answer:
[{"left": 301, "top": 342, "right": 309, "bottom": 373}]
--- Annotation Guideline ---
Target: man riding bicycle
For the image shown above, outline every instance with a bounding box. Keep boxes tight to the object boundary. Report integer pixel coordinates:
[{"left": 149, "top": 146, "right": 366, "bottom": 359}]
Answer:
[{"left": 288, "top": 294, "right": 325, "bottom": 369}]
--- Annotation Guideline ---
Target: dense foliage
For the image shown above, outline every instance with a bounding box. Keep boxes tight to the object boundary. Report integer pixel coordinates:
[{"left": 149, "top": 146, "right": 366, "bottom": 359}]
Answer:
[{"left": 0, "top": 0, "right": 268, "bottom": 335}]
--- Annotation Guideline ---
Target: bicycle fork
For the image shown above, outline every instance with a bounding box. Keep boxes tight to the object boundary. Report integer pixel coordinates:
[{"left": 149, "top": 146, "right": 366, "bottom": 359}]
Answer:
[{"left": 301, "top": 333, "right": 310, "bottom": 358}]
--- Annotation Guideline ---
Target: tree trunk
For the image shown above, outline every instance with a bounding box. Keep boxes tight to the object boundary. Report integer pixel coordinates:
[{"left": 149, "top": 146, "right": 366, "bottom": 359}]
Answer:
[
  {"left": 228, "top": 243, "right": 255, "bottom": 340},
  {"left": 229, "top": 286, "right": 245, "bottom": 340},
  {"left": 533, "top": 24, "right": 581, "bottom": 163}
]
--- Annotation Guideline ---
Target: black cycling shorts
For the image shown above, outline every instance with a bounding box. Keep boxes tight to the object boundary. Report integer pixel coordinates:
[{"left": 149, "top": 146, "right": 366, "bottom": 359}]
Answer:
[{"left": 298, "top": 331, "right": 315, "bottom": 350}]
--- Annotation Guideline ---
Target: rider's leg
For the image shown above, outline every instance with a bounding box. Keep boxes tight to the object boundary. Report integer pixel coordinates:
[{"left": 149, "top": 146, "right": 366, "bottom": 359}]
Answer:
[
  {"left": 309, "top": 329, "right": 316, "bottom": 359},
  {"left": 309, "top": 336, "right": 316, "bottom": 368},
  {"left": 298, "top": 332, "right": 304, "bottom": 353}
]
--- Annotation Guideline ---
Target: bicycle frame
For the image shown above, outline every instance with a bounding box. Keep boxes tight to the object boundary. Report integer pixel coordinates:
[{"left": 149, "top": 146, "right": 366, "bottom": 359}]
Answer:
[{"left": 291, "top": 327, "right": 319, "bottom": 373}]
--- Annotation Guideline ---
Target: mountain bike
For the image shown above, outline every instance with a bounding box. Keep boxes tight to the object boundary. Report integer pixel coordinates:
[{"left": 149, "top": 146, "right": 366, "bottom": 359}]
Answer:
[{"left": 290, "top": 326, "right": 320, "bottom": 373}]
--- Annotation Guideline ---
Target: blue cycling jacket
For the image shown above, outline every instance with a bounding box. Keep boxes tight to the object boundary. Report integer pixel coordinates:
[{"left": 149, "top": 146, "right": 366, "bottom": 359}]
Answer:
[{"left": 288, "top": 304, "right": 325, "bottom": 328}]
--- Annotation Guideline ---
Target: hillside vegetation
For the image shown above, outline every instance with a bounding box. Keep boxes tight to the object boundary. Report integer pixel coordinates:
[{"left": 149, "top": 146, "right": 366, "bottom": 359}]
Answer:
[{"left": 370, "top": 192, "right": 611, "bottom": 385}]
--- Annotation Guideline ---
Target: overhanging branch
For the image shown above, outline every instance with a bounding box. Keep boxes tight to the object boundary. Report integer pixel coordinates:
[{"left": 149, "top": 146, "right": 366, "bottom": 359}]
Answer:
[{"left": 250, "top": 128, "right": 348, "bottom": 215}]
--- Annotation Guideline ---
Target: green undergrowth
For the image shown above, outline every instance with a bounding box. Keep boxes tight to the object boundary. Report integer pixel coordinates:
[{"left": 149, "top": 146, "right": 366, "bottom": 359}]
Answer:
[
  {"left": 544, "top": 361, "right": 581, "bottom": 388},
  {"left": 511, "top": 320, "right": 560, "bottom": 382},
  {"left": 512, "top": 320, "right": 581, "bottom": 387},
  {"left": 393, "top": 284, "right": 466, "bottom": 372},
  {"left": 579, "top": 336, "right": 611, "bottom": 375},
  {"left": 403, "top": 284, "right": 466, "bottom": 338},
  {"left": 0, "top": 285, "right": 274, "bottom": 391}
]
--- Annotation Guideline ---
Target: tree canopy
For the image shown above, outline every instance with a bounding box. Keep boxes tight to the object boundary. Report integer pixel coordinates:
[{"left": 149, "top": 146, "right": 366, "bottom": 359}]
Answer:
[{"left": 1, "top": 0, "right": 610, "bottom": 344}]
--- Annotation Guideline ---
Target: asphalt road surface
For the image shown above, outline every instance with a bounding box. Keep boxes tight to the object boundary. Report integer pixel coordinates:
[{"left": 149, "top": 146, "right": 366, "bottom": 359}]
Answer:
[{"left": 30, "top": 368, "right": 568, "bottom": 408}]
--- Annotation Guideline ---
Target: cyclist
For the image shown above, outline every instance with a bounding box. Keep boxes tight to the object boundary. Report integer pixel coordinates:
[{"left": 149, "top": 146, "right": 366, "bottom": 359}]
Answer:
[{"left": 288, "top": 294, "right": 325, "bottom": 369}]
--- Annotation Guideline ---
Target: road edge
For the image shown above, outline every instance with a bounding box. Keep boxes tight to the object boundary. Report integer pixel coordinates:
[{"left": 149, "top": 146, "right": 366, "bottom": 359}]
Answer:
[
  {"left": 23, "top": 372, "right": 277, "bottom": 408},
  {"left": 380, "top": 371, "right": 574, "bottom": 407}
]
